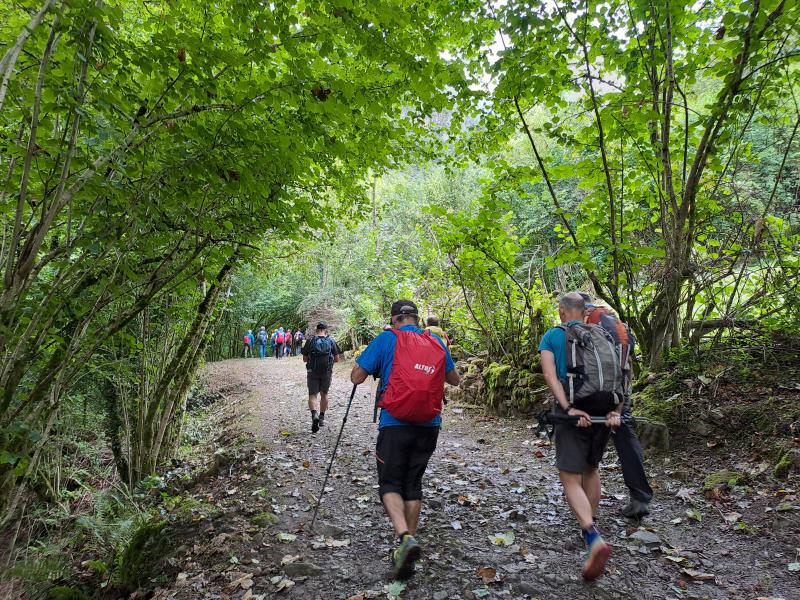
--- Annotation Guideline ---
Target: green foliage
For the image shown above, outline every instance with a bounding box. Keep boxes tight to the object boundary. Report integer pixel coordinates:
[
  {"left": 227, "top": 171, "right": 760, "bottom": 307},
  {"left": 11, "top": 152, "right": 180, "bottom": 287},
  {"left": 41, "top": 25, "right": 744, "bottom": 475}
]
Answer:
[
  {"left": 487, "top": 0, "right": 800, "bottom": 366},
  {"left": 0, "top": 0, "right": 494, "bottom": 516},
  {"left": 47, "top": 586, "right": 91, "bottom": 600},
  {"left": 426, "top": 193, "right": 555, "bottom": 364},
  {"left": 115, "top": 519, "right": 169, "bottom": 593}
]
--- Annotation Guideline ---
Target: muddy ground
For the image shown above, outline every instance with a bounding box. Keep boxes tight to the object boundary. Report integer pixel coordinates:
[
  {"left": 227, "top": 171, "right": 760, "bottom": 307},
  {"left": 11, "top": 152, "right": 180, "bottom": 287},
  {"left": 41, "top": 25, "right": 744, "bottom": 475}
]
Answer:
[{"left": 152, "top": 357, "right": 799, "bottom": 600}]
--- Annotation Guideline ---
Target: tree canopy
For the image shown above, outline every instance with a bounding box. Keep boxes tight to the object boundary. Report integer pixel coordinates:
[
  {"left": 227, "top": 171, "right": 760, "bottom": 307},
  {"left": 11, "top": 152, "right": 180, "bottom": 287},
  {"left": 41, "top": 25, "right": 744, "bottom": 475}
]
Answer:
[{"left": 1, "top": 0, "right": 799, "bottom": 570}]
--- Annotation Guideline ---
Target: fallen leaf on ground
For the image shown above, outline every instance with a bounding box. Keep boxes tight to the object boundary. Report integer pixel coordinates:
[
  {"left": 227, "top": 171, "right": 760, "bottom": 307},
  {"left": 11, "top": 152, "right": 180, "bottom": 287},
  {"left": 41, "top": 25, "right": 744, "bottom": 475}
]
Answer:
[
  {"left": 676, "top": 488, "right": 694, "bottom": 502},
  {"left": 723, "top": 512, "right": 742, "bottom": 523},
  {"left": 685, "top": 508, "right": 702, "bottom": 522},
  {"left": 346, "top": 594, "right": 365, "bottom": 600},
  {"left": 303, "top": 460, "right": 310, "bottom": 468},
  {"left": 238, "top": 577, "right": 254, "bottom": 590},
  {"left": 281, "top": 555, "right": 301, "bottom": 565},
  {"left": 451, "top": 520, "right": 462, "bottom": 530},
  {"left": 665, "top": 556, "right": 686, "bottom": 563},
  {"left": 473, "top": 587, "right": 490, "bottom": 598},
  {"left": 682, "top": 568, "right": 715, "bottom": 581},
  {"left": 276, "top": 532, "right": 297, "bottom": 542},
  {"left": 788, "top": 562, "right": 800, "bottom": 572},
  {"left": 476, "top": 566, "right": 500, "bottom": 583},
  {"left": 275, "top": 577, "right": 295, "bottom": 592},
  {"left": 385, "top": 580, "right": 407, "bottom": 599},
  {"left": 489, "top": 531, "right": 515, "bottom": 546}
]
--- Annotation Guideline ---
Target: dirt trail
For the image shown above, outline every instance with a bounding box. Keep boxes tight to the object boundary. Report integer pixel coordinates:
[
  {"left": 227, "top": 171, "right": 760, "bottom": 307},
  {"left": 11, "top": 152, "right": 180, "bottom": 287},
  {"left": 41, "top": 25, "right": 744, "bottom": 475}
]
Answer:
[{"left": 181, "top": 357, "right": 799, "bottom": 600}]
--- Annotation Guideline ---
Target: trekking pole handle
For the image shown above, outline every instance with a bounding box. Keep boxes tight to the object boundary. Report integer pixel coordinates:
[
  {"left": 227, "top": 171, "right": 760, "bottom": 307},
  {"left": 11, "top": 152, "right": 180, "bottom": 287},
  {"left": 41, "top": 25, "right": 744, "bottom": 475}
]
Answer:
[{"left": 538, "top": 412, "right": 648, "bottom": 427}]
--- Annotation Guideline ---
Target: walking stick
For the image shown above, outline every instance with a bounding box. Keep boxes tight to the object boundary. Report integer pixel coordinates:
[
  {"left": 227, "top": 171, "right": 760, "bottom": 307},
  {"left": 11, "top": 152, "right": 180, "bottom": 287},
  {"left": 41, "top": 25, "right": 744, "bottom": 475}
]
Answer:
[{"left": 310, "top": 383, "right": 358, "bottom": 532}]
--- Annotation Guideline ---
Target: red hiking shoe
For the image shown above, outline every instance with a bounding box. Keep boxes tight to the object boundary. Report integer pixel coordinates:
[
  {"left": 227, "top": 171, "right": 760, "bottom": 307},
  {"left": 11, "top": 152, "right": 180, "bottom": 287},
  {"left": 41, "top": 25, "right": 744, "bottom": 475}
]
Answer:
[{"left": 582, "top": 538, "right": 611, "bottom": 581}]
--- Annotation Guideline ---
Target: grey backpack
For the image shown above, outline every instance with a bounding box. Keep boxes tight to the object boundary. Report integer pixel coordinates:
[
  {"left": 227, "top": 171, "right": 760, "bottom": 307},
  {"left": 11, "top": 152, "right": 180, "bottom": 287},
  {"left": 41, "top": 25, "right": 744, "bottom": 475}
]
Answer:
[{"left": 558, "top": 323, "right": 623, "bottom": 414}]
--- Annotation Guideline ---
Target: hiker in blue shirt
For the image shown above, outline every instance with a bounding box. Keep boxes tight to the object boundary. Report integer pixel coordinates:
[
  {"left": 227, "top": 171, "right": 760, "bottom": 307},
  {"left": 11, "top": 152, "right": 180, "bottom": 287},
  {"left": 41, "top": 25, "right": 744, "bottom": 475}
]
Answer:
[
  {"left": 351, "top": 300, "right": 460, "bottom": 580},
  {"left": 539, "top": 292, "right": 620, "bottom": 581},
  {"left": 243, "top": 329, "right": 254, "bottom": 358},
  {"left": 255, "top": 326, "right": 269, "bottom": 359}
]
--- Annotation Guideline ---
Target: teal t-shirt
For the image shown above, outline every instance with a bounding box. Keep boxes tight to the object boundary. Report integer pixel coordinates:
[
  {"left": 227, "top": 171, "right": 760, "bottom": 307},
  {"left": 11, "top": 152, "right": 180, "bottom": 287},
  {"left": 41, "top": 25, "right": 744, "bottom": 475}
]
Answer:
[{"left": 537, "top": 321, "right": 583, "bottom": 382}]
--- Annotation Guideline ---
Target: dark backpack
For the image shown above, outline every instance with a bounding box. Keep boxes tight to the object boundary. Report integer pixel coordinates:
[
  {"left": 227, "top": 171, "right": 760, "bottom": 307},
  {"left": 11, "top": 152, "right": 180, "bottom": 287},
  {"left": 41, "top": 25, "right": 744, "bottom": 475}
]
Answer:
[
  {"left": 308, "top": 336, "right": 335, "bottom": 375},
  {"left": 558, "top": 323, "right": 624, "bottom": 415},
  {"left": 586, "top": 307, "right": 635, "bottom": 391},
  {"left": 257, "top": 331, "right": 268, "bottom": 344}
]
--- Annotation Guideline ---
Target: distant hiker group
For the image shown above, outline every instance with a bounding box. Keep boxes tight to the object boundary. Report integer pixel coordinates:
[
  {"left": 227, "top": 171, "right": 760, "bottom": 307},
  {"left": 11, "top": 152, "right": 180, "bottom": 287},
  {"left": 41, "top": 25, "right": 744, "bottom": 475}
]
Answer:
[
  {"left": 242, "top": 326, "right": 304, "bottom": 359},
  {"left": 244, "top": 293, "right": 652, "bottom": 584}
]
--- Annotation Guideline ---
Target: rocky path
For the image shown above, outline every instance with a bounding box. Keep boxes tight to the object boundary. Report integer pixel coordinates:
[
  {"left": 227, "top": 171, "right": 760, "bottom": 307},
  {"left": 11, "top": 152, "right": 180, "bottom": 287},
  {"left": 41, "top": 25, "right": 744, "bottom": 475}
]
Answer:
[{"left": 172, "top": 357, "right": 799, "bottom": 600}]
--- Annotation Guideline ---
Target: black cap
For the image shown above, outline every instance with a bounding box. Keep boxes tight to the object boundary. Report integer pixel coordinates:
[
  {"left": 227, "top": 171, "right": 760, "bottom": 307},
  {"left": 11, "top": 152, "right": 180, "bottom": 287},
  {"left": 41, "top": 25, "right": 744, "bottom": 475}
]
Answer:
[
  {"left": 390, "top": 300, "right": 418, "bottom": 317},
  {"left": 316, "top": 321, "right": 328, "bottom": 330}
]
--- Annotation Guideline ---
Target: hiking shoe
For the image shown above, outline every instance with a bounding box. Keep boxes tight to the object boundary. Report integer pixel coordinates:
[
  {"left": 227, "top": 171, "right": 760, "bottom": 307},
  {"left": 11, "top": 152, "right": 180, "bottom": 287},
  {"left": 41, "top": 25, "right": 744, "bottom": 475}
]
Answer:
[
  {"left": 318, "top": 413, "right": 325, "bottom": 428},
  {"left": 311, "top": 416, "right": 320, "bottom": 433},
  {"left": 391, "top": 534, "right": 421, "bottom": 580},
  {"left": 621, "top": 499, "right": 650, "bottom": 519},
  {"left": 582, "top": 538, "right": 611, "bottom": 581}
]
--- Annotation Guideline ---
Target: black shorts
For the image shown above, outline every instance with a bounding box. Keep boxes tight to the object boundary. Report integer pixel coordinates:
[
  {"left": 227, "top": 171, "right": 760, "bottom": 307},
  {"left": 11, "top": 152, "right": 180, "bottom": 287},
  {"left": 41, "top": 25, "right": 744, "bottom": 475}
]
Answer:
[
  {"left": 376, "top": 426, "right": 439, "bottom": 501},
  {"left": 554, "top": 422, "right": 611, "bottom": 474},
  {"left": 307, "top": 371, "right": 332, "bottom": 395}
]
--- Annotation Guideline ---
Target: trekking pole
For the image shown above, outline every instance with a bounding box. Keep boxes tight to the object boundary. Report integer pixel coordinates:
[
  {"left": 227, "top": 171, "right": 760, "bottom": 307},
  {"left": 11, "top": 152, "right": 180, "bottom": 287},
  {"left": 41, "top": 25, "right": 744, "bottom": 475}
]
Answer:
[
  {"left": 310, "top": 383, "right": 358, "bottom": 532},
  {"left": 372, "top": 377, "right": 381, "bottom": 424},
  {"left": 536, "top": 412, "right": 652, "bottom": 437}
]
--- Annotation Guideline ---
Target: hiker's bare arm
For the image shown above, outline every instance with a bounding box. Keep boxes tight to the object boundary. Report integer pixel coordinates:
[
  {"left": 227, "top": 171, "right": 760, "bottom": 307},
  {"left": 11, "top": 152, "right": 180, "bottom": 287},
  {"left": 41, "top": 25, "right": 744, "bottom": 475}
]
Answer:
[
  {"left": 540, "top": 351, "right": 569, "bottom": 410},
  {"left": 351, "top": 365, "right": 369, "bottom": 384},
  {"left": 333, "top": 353, "right": 340, "bottom": 363},
  {"left": 541, "top": 351, "right": 591, "bottom": 426},
  {"left": 303, "top": 354, "right": 308, "bottom": 363},
  {"left": 445, "top": 369, "right": 461, "bottom": 386}
]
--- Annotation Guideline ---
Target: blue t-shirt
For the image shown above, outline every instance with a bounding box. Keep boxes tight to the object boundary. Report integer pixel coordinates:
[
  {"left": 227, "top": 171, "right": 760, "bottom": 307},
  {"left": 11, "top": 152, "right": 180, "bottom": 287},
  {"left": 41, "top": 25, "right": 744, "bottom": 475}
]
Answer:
[
  {"left": 356, "top": 324, "right": 456, "bottom": 428},
  {"left": 537, "top": 321, "right": 583, "bottom": 382}
]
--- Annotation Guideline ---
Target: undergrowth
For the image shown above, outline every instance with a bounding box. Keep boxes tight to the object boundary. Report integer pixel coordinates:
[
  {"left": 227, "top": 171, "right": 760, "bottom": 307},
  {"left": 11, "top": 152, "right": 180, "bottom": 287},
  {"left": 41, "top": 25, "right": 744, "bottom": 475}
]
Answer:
[
  {"left": 0, "top": 383, "right": 225, "bottom": 598},
  {"left": 634, "top": 335, "right": 800, "bottom": 460}
]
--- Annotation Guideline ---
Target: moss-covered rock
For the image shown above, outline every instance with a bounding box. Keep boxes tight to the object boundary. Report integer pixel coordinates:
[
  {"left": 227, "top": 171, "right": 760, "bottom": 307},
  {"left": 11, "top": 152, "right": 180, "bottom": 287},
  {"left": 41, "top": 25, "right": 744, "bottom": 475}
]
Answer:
[
  {"left": 47, "top": 587, "right": 90, "bottom": 600},
  {"left": 773, "top": 449, "right": 800, "bottom": 478},
  {"left": 116, "top": 519, "right": 169, "bottom": 593},
  {"left": 702, "top": 470, "right": 744, "bottom": 492},
  {"left": 484, "top": 363, "right": 513, "bottom": 412},
  {"left": 251, "top": 511, "right": 278, "bottom": 527},
  {"left": 484, "top": 362, "right": 512, "bottom": 389}
]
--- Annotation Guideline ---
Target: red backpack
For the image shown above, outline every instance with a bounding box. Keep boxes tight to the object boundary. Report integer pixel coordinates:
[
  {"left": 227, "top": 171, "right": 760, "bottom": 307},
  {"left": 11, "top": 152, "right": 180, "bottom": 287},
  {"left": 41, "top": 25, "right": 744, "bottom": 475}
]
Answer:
[
  {"left": 379, "top": 330, "right": 447, "bottom": 423},
  {"left": 276, "top": 332, "right": 285, "bottom": 344}
]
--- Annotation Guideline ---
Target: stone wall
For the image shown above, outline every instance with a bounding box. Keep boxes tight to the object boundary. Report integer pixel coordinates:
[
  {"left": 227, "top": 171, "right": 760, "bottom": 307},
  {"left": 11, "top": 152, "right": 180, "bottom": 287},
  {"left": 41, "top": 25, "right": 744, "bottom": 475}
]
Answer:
[{"left": 449, "top": 356, "right": 549, "bottom": 416}]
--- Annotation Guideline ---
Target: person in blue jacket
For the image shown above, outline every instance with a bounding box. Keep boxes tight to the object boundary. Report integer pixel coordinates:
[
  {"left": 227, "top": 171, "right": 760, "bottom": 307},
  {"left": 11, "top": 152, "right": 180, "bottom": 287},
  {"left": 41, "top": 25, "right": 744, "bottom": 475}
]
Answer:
[{"left": 350, "top": 300, "right": 460, "bottom": 580}]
